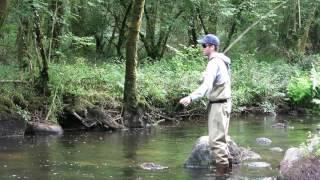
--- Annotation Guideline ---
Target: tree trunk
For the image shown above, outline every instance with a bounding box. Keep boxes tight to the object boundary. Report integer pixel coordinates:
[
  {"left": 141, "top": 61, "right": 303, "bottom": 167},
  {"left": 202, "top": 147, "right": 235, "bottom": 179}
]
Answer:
[
  {"left": 158, "top": 10, "right": 184, "bottom": 58},
  {"left": 141, "top": 2, "right": 183, "bottom": 60},
  {"left": 123, "top": 0, "right": 145, "bottom": 128},
  {"left": 17, "top": 17, "right": 30, "bottom": 71},
  {"left": 32, "top": 4, "right": 50, "bottom": 96},
  {"left": 223, "top": 2, "right": 244, "bottom": 51},
  {"left": 197, "top": 8, "right": 208, "bottom": 34},
  {"left": 48, "top": 0, "right": 64, "bottom": 60},
  {"left": 297, "top": 6, "right": 317, "bottom": 54},
  {"left": 95, "top": 32, "right": 105, "bottom": 54},
  {"left": 141, "top": 0, "right": 159, "bottom": 59},
  {"left": 0, "top": 0, "right": 8, "bottom": 29},
  {"left": 187, "top": 13, "right": 198, "bottom": 47},
  {"left": 116, "top": 1, "right": 132, "bottom": 58},
  {"left": 310, "top": 21, "right": 320, "bottom": 53}
]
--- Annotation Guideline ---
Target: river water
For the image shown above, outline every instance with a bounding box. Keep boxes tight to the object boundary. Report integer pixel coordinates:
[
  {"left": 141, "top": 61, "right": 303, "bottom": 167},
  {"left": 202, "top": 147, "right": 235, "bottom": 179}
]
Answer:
[{"left": 0, "top": 115, "right": 319, "bottom": 179}]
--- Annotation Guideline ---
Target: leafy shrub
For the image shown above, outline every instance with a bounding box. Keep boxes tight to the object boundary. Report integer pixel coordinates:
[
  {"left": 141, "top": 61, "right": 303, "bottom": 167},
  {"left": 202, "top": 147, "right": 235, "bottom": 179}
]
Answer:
[
  {"left": 287, "top": 74, "right": 312, "bottom": 104},
  {"left": 232, "top": 54, "right": 298, "bottom": 112}
]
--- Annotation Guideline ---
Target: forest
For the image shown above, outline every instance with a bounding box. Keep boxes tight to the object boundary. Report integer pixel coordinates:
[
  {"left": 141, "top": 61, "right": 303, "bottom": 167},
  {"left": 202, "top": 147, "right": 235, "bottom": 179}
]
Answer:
[{"left": 0, "top": 0, "right": 320, "bottom": 129}]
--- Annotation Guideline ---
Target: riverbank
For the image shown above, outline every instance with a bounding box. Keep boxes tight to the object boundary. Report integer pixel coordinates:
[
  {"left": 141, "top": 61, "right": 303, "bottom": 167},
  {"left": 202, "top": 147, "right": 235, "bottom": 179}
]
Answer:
[{"left": 0, "top": 51, "right": 319, "bottom": 132}]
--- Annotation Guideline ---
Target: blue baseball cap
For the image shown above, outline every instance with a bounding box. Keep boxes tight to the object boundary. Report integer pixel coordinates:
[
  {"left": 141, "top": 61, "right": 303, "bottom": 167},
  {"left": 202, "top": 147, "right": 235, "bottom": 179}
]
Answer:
[{"left": 197, "top": 34, "right": 220, "bottom": 46}]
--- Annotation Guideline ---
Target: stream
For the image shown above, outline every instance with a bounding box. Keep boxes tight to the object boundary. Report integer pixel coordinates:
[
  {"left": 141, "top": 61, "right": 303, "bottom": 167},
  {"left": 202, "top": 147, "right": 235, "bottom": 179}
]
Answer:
[{"left": 0, "top": 115, "right": 319, "bottom": 179}]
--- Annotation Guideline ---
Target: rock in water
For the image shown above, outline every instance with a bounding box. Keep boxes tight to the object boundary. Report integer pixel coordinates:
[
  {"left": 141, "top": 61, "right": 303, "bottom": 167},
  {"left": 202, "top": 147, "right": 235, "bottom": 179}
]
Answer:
[
  {"left": 140, "top": 162, "right": 168, "bottom": 170},
  {"left": 25, "top": 122, "right": 63, "bottom": 135},
  {"left": 270, "top": 147, "right": 283, "bottom": 152},
  {"left": 184, "top": 136, "right": 261, "bottom": 168},
  {"left": 280, "top": 147, "right": 320, "bottom": 179},
  {"left": 247, "top": 162, "right": 271, "bottom": 168},
  {"left": 256, "top": 137, "right": 272, "bottom": 145}
]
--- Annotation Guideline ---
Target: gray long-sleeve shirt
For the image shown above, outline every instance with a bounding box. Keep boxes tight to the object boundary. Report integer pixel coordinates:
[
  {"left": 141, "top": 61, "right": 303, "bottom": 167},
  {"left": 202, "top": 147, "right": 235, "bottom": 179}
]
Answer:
[{"left": 189, "top": 52, "right": 231, "bottom": 101}]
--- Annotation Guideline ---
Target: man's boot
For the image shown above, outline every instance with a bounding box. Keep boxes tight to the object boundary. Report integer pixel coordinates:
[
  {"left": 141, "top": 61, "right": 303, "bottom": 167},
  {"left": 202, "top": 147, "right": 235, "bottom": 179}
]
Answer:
[
  {"left": 216, "top": 163, "right": 230, "bottom": 177},
  {"left": 228, "top": 158, "right": 233, "bottom": 170}
]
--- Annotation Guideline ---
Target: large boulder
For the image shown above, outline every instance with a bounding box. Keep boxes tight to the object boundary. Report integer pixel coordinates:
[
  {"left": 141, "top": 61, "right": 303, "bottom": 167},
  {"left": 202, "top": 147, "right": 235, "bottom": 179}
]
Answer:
[
  {"left": 280, "top": 155, "right": 320, "bottom": 179},
  {"left": 0, "top": 113, "right": 26, "bottom": 137},
  {"left": 280, "top": 137, "right": 320, "bottom": 179},
  {"left": 184, "top": 136, "right": 261, "bottom": 168}
]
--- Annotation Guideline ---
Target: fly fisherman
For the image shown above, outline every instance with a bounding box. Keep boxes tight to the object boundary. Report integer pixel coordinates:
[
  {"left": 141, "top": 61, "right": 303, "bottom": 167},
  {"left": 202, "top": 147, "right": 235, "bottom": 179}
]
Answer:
[{"left": 179, "top": 34, "right": 232, "bottom": 176}]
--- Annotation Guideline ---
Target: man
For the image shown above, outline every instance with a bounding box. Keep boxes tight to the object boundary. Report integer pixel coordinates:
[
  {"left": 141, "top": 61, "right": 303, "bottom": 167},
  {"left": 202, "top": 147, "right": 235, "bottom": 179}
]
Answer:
[{"left": 179, "top": 34, "right": 232, "bottom": 175}]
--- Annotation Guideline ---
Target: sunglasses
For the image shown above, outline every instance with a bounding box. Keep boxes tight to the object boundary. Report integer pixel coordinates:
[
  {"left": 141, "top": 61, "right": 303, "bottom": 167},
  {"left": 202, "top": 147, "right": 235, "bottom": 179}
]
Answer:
[{"left": 202, "top": 44, "right": 211, "bottom": 48}]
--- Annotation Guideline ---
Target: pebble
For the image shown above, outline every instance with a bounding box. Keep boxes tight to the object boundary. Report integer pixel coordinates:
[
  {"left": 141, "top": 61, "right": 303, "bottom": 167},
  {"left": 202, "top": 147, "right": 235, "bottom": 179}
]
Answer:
[
  {"left": 247, "top": 162, "right": 271, "bottom": 168},
  {"left": 256, "top": 137, "right": 272, "bottom": 145}
]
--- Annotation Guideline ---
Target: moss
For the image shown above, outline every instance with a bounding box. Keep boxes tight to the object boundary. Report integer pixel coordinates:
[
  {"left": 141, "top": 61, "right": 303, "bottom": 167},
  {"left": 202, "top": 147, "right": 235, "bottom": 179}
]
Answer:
[
  {"left": 0, "top": 96, "right": 15, "bottom": 114},
  {"left": 12, "top": 93, "right": 28, "bottom": 109},
  {"left": 0, "top": 96, "right": 14, "bottom": 108},
  {"left": 63, "top": 93, "right": 94, "bottom": 112},
  {"left": 27, "top": 96, "right": 48, "bottom": 111},
  {"left": 72, "top": 98, "right": 94, "bottom": 112}
]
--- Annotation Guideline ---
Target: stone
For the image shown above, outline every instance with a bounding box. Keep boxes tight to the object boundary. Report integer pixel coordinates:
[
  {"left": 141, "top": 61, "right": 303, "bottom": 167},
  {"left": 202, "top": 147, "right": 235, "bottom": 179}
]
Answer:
[
  {"left": 280, "top": 156, "right": 320, "bottom": 179},
  {"left": 247, "top": 162, "right": 271, "bottom": 168},
  {"left": 271, "top": 123, "right": 286, "bottom": 128},
  {"left": 280, "top": 147, "right": 305, "bottom": 176},
  {"left": 184, "top": 136, "right": 261, "bottom": 168},
  {"left": 25, "top": 122, "right": 63, "bottom": 135},
  {"left": 280, "top": 137, "right": 320, "bottom": 179},
  {"left": 256, "top": 137, "right": 272, "bottom": 145},
  {"left": 140, "top": 162, "right": 168, "bottom": 170},
  {"left": 270, "top": 147, "right": 283, "bottom": 152}
]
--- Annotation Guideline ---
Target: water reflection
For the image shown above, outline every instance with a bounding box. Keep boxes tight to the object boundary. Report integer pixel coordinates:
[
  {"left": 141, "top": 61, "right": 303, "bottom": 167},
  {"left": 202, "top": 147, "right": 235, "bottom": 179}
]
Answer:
[{"left": 121, "top": 129, "right": 153, "bottom": 179}]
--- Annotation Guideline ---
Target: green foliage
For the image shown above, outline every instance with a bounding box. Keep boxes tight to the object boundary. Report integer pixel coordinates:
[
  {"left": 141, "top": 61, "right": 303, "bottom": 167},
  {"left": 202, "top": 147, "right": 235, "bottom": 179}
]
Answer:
[
  {"left": 287, "top": 55, "right": 320, "bottom": 106},
  {"left": 59, "top": 33, "right": 96, "bottom": 57},
  {"left": 49, "top": 57, "right": 125, "bottom": 103},
  {"left": 299, "top": 133, "right": 320, "bottom": 157},
  {"left": 50, "top": 47, "right": 205, "bottom": 109},
  {"left": 138, "top": 46, "right": 205, "bottom": 107},
  {"left": 16, "top": 106, "right": 31, "bottom": 121},
  {"left": 287, "top": 74, "right": 312, "bottom": 104},
  {"left": 232, "top": 54, "right": 298, "bottom": 112}
]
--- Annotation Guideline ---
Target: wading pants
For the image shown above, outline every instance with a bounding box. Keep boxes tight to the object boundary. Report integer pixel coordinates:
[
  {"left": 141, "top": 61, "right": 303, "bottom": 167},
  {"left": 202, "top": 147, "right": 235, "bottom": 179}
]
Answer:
[{"left": 208, "top": 101, "right": 231, "bottom": 165}]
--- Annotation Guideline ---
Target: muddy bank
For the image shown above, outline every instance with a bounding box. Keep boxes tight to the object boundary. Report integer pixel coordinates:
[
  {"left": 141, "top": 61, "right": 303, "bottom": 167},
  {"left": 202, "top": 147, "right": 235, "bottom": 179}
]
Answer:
[{"left": 0, "top": 113, "right": 26, "bottom": 137}]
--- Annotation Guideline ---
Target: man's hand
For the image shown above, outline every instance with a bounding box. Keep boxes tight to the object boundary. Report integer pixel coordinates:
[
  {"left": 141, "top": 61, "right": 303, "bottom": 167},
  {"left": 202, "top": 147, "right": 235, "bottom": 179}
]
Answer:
[{"left": 179, "top": 96, "right": 192, "bottom": 107}]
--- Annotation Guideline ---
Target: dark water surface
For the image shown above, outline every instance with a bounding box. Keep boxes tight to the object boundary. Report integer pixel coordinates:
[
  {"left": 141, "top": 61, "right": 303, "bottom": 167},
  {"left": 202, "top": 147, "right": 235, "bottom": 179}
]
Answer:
[{"left": 0, "top": 115, "right": 319, "bottom": 179}]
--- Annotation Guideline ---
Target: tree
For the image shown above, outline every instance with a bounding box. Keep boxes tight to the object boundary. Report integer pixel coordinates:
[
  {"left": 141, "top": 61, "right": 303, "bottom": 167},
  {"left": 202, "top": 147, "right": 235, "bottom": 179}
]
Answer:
[
  {"left": 140, "top": 0, "right": 184, "bottom": 60},
  {"left": 123, "top": 0, "right": 145, "bottom": 128},
  {"left": 32, "top": 2, "right": 50, "bottom": 96},
  {"left": 278, "top": 0, "right": 320, "bottom": 55},
  {"left": 115, "top": 0, "right": 133, "bottom": 58},
  {"left": 48, "top": 0, "right": 64, "bottom": 61},
  {"left": 17, "top": 15, "right": 30, "bottom": 71},
  {"left": 0, "top": 0, "right": 9, "bottom": 29}
]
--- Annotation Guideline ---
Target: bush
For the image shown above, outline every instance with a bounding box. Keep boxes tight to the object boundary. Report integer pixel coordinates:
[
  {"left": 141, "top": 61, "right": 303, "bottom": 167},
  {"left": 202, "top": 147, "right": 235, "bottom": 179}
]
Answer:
[
  {"left": 232, "top": 54, "right": 298, "bottom": 112},
  {"left": 287, "top": 74, "right": 312, "bottom": 104}
]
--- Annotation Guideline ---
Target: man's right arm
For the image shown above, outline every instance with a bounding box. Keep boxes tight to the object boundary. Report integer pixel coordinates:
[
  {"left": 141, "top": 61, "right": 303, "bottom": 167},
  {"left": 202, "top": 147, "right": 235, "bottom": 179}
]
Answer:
[
  {"left": 180, "top": 61, "right": 218, "bottom": 106},
  {"left": 189, "top": 60, "right": 218, "bottom": 101}
]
